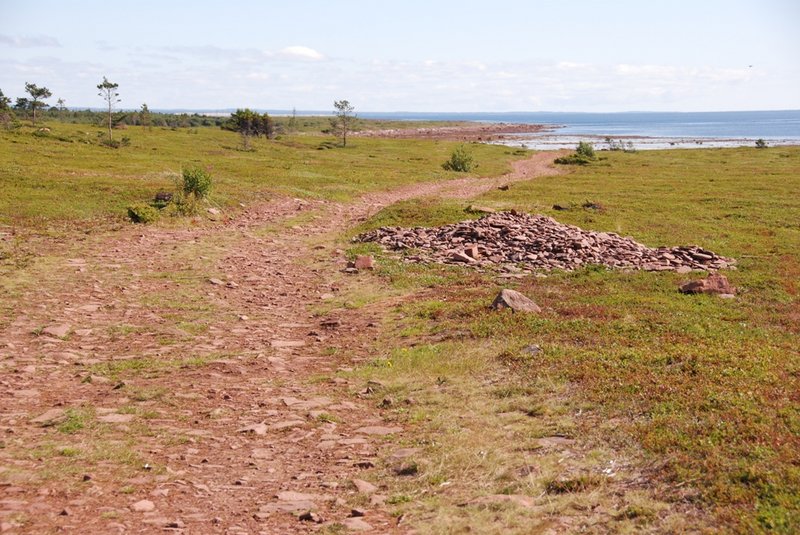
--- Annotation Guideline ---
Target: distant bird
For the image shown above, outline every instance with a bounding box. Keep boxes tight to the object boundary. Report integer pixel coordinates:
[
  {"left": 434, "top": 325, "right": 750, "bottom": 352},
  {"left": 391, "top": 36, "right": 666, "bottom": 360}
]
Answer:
[{"left": 748, "top": 65, "right": 753, "bottom": 68}]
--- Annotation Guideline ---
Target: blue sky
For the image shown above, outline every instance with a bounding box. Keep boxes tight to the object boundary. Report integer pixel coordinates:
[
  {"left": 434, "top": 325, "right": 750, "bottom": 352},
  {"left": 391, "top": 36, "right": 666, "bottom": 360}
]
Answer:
[{"left": 1, "top": 0, "right": 798, "bottom": 112}]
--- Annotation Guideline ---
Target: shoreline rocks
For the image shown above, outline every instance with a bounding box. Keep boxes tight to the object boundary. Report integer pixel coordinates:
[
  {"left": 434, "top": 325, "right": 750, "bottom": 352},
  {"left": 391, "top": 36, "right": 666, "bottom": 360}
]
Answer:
[{"left": 356, "top": 212, "right": 735, "bottom": 273}]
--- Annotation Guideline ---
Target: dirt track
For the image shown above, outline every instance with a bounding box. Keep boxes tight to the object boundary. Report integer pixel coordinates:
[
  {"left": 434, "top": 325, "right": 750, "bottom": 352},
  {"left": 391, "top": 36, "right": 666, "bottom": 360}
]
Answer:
[{"left": 0, "top": 153, "right": 562, "bottom": 533}]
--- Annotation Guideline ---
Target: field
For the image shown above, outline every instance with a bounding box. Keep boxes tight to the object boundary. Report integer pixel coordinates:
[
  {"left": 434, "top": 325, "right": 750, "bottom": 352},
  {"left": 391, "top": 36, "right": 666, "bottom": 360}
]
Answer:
[{"left": 0, "top": 121, "right": 798, "bottom": 533}]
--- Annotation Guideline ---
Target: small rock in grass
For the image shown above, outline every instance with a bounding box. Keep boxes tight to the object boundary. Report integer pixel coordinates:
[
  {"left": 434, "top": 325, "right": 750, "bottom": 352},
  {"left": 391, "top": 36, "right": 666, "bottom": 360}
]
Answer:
[
  {"left": 131, "top": 499, "right": 156, "bottom": 512},
  {"left": 30, "top": 408, "right": 67, "bottom": 427},
  {"left": 491, "top": 289, "right": 541, "bottom": 313},
  {"left": 42, "top": 324, "right": 71, "bottom": 338},
  {"left": 679, "top": 273, "right": 736, "bottom": 295},
  {"left": 343, "top": 517, "right": 373, "bottom": 531},
  {"left": 352, "top": 479, "right": 378, "bottom": 494},
  {"left": 354, "top": 255, "right": 375, "bottom": 270}
]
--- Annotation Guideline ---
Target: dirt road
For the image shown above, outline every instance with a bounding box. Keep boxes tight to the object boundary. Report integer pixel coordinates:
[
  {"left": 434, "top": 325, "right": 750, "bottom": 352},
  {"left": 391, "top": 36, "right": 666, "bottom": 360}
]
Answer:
[{"left": 0, "top": 153, "right": 562, "bottom": 533}]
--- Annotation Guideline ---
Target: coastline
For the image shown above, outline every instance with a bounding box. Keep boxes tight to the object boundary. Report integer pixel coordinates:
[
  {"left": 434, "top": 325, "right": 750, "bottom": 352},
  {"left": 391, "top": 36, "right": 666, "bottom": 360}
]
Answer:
[{"left": 353, "top": 121, "right": 800, "bottom": 150}]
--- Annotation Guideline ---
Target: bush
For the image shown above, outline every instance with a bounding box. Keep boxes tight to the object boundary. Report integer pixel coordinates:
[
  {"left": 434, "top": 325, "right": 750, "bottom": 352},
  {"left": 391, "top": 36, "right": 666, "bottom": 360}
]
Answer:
[
  {"left": 127, "top": 203, "right": 159, "bottom": 224},
  {"left": 442, "top": 145, "right": 475, "bottom": 172},
  {"left": 755, "top": 138, "right": 768, "bottom": 149},
  {"left": 555, "top": 141, "right": 597, "bottom": 165},
  {"left": 182, "top": 166, "right": 212, "bottom": 199},
  {"left": 576, "top": 141, "right": 596, "bottom": 159}
]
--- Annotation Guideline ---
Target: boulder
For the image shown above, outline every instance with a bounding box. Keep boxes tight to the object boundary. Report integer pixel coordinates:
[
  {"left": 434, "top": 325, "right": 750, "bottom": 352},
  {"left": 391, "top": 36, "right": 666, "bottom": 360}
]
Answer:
[
  {"left": 679, "top": 273, "right": 736, "bottom": 295},
  {"left": 354, "top": 255, "right": 375, "bottom": 270},
  {"left": 491, "top": 289, "right": 541, "bottom": 313}
]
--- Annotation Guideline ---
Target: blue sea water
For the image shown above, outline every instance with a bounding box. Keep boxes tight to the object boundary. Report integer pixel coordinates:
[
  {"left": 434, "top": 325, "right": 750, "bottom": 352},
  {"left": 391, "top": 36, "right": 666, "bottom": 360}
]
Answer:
[
  {"left": 355, "top": 110, "right": 800, "bottom": 139},
  {"left": 348, "top": 110, "right": 800, "bottom": 150}
]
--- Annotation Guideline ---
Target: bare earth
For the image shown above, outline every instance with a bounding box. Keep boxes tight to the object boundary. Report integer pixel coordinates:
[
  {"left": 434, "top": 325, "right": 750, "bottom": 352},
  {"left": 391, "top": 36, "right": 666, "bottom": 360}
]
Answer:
[{"left": 0, "top": 154, "right": 563, "bottom": 533}]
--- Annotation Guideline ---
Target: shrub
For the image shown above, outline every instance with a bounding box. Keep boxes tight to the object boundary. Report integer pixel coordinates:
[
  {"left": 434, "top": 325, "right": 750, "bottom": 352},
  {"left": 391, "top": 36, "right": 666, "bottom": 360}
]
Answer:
[
  {"left": 555, "top": 141, "right": 597, "bottom": 165},
  {"left": 442, "top": 145, "right": 475, "bottom": 172},
  {"left": 182, "top": 166, "right": 212, "bottom": 199},
  {"left": 755, "top": 138, "right": 768, "bottom": 149},
  {"left": 127, "top": 203, "right": 159, "bottom": 224},
  {"left": 576, "top": 141, "right": 596, "bottom": 159}
]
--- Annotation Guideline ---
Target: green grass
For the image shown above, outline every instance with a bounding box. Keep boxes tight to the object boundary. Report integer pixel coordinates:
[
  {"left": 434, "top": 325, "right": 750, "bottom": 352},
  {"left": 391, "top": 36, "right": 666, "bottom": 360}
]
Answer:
[
  {"left": 0, "top": 122, "right": 521, "bottom": 226},
  {"left": 349, "top": 147, "right": 800, "bottom": 532}
]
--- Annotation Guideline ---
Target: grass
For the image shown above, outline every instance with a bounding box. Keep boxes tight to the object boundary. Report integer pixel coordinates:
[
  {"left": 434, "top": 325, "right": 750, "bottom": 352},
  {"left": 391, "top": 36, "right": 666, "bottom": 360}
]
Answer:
[
  {"left": 343, "top": 146, "right": 800, "bottom": 533},
  {"left": 0, "top": 122, "right": 522, "bottom": 226}
]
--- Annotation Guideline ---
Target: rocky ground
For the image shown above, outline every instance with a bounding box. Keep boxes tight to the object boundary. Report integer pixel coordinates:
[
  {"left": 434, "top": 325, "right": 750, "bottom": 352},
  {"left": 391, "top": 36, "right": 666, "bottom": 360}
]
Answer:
[
  {"left": 358, "top": 211, "right": 736, "bottom": 274},
  {"left": 0, "top": 154, "right": 561, "bottom": 533}
]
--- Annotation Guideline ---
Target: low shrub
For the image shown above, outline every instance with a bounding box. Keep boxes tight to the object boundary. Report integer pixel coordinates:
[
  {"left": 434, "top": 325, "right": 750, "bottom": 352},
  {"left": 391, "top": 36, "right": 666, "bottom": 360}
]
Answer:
[
  {"left": 442, "top": 145, "right": 475, "bottom": 172},
  {"left": 755, "top": 138, "right": 768, "bottom": 149},
  {"left": 555, "top": 141, "right": 597, "bottom": 165},
  {"left": 127, "top": 203, "right": 159, "bottom": 224},
  {"left": 181, "top": 166, "right": 212, "bottom": 199}
]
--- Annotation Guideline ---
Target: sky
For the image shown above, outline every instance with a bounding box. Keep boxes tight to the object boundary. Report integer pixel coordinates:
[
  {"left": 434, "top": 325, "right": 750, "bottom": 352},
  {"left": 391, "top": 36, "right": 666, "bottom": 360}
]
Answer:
[{"left": 1, "top": 0, "right": 798, "bottom": 112}]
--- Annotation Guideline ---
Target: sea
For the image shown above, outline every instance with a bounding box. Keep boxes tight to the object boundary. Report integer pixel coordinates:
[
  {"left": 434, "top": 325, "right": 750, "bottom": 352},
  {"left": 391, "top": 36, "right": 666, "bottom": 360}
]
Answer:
[{"left": 353, "top": 109, "right": 800, "bottom": 150}]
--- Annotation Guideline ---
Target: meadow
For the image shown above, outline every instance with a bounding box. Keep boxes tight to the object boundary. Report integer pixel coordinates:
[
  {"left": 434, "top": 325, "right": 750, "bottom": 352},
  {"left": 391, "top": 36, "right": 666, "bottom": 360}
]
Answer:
[
  {"left": 344, "top": 146, "right": 800, "bottom": 532},
  {"left": 0, "top": 120, "right": 506, "bottom": 226},
  {"left": 1, "top": 120, "right": 798, "bottom": 532}
]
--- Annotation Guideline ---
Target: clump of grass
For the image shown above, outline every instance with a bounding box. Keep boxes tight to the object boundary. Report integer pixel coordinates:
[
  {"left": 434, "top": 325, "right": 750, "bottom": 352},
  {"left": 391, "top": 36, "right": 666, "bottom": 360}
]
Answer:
[{"left": 544, "top": 473, "right": 604, "bottom": 494}]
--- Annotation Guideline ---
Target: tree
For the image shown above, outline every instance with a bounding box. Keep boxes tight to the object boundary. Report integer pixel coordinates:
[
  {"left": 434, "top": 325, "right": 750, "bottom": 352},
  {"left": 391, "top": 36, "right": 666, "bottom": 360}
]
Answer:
[
  {"left": 330, "top": 100, "right": 355, "bottom": 147},
  {"left": 140, "top": 103, "right": 151, "bottom": 130},
  {"left": 14, "top": 97, "right": 30, "bottom": 112},
  {"left": 97, "top": 77, "right": 120, "bottom": 142},
  {"left": 56, "top": 98, "right": 66, "bottom": 112},
  {"left": 24, "top": 82, "right": 52, "bottom": 126},
  {"left": 0, "top": 89, "right": 12, "bottom": 128},
  {"left": 224, "top": 108, "right": 274, "bottom": 150}
]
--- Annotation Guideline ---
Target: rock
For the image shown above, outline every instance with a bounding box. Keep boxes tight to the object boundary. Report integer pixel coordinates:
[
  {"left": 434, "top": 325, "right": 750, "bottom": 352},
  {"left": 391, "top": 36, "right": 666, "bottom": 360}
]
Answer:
[
  {"left": 343, "top": 517, "right": 373, "bottom": 531},
  {"left": 679, "top": 273, "right": 736, "bottom": 295},
  {"left": 298, "top": 511, "right": 323, "bottom": 523},
  {"left": 464, "top": 245, "right": 480, "bottom": 260},
  {"left": 207, "top": 208, "right": 221, "bottom": 216},
  {"left": 389, "top": 448, "right": 419, "bottom": 460},
  {"left": 97, "top": 413, "right": 134, "bottom": 424},
  {"left": 30, "top": 408, "right": 67, "bottom": 427},
  {"left": 131, "top": 499, "right": 156, "bottom": 512},
  {"left": 208, "top": 278, "right": 225, "bottom": 286},
  {"left": 491, "top": 289, "right": 541, "bottom": 313},
  {"left": 354, "top": 426, "right": 402, "bottom": 436},
  {"left": 354, "top": 255, "right": 375, "bottom": 270},
  {"left": 467, "top": 205, "right": 495, "bottom": 214},
  {"left": 350, "top": 508, "right": 367, "bottom": 517},
  {"left": 352, "top": 479, "right": 378, "bottom": 494},
  {"left": 41, "top": 324, "right": 70, "bottom": 338},
  {"left": 450, "top": 251, "right": 475, "bottom": 263},
  {"left": 356, "top": 212, "right": 736, "bottom": 274},
  {"left": 237, "top": 423, "right": 268, "bottom": 435}
]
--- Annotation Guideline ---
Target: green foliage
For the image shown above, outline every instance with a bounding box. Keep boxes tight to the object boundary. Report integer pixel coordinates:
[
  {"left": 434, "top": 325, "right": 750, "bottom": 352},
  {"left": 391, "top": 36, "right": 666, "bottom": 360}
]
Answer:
[
  {"left": 576, "top": 141, "right": 596, "bottom": 159},
  {"left": 224, "top": 109, "right": 274, "bottom": 149},
  {"left": 555, "top": 141, "right": 598, "bottom": 165},
  {"left": 442, "top": 144, "right": 475, "bottom": 172},
  {"left": 755, "top": 138, "right": 768, "bottom": 149},
  {"left": 181, "top": 166, "right": 212, "bottom": 199},
  {"left": 24, "top": 82, "right": 52, "bottom": 126},
  {"left": 127, "top": 203, "right": 159, "bottom": 224},
  {"left": 331, "top": 100, "right": 356, "bottom": 147}
]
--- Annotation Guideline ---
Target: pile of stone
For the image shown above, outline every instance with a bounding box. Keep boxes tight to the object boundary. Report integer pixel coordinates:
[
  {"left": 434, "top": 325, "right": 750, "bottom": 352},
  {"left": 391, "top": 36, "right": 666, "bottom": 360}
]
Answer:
[{"left": 356, "top": 211, "right": 735, "bottom": 273}]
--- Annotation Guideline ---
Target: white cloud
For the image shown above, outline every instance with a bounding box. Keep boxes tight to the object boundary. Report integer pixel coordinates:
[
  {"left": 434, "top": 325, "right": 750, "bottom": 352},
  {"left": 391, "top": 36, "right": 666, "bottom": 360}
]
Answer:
[
  {"left": 278, "top": 46, "right": 324, "bottom": 61},
  {"left": 0, "top": 34, "right": 61, "bottom": 48}
]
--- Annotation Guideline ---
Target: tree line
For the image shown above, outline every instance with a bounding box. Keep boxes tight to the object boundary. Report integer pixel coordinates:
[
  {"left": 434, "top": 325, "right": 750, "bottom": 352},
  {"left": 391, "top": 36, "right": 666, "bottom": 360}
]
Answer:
[{"left": 1, "top": 79, "right": 357, "bottom": 148}]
